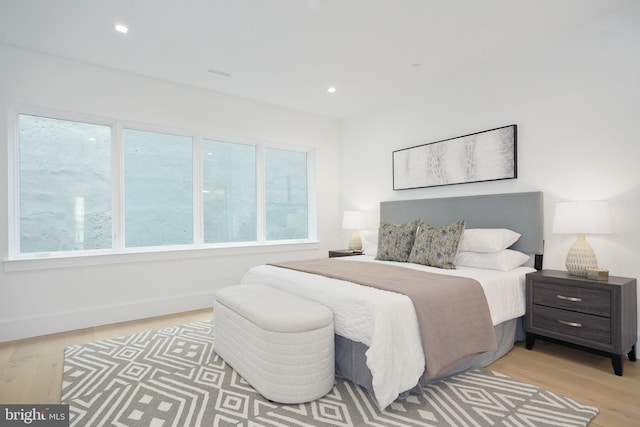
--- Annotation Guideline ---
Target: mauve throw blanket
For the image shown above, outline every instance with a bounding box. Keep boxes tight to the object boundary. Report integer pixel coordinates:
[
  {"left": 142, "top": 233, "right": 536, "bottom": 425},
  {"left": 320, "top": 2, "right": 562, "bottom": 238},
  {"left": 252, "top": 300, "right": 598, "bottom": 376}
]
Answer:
[{"left": 270, "top": 258, "right": 498, "bottom": 378}]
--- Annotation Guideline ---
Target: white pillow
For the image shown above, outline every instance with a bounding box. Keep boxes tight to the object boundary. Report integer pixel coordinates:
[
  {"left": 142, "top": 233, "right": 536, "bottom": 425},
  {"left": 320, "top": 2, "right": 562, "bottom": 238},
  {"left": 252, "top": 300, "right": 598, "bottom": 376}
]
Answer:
[
  {"left": 458, "top": 228, "right": 521, "bottom": 253},
  {"left": 363, "top": 245, "right": 378, "bottom": 256},
  {"left": 456, "top": 249, "right": 530, "bottom": 271},
  {"left": 360, "top": 229, "right": 378, "bottom": 247}
]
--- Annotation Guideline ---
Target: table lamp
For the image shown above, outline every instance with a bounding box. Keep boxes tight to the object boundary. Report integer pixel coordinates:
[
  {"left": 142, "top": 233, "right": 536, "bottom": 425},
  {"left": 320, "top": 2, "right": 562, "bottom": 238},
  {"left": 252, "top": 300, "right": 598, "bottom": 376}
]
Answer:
[
  {"left": 552, "top": 200, "right": 612, "bottom": 277},
  {"left": 342, "top": 211, "right": 365, "bottom": 251}
]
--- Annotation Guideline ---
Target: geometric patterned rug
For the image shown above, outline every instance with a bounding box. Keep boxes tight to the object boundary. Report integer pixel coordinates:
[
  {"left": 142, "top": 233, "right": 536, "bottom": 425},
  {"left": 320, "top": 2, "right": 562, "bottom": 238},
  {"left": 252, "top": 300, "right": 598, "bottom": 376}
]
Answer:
[{"left": 62, "top": 321, "right": 598, "bottom": 427}]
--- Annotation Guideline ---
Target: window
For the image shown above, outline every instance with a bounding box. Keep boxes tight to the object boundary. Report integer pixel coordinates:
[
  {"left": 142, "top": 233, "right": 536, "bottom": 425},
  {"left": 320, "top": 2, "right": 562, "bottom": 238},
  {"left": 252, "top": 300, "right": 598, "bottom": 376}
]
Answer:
[
  {"left": 203, "top": 140, "right": 256, "bottom": 243},
  {"left": 124, "top": 129, "right": 193, "bottom": 247},
  {"left": 10, "top": 109, "right": 315, "bottom": 260},
  {"left": 17, "top": 114, "right": 112, "bottom": 253},
  {"left": 265, "top": 148, "right": 308, "bottom": 240}
]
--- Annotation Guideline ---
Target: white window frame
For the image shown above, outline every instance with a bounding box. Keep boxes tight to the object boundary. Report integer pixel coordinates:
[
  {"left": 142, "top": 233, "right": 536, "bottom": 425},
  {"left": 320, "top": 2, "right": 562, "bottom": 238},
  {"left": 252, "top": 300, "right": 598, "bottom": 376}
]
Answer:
[
  {"left": 120, "top": 123, "right": 197, "bottom": 250},
  {"left": 261, "top": 143, "right": 317, "bottom": 243},
  {"left": 4, "top": 106, "right": 318, "bottom": 272}
]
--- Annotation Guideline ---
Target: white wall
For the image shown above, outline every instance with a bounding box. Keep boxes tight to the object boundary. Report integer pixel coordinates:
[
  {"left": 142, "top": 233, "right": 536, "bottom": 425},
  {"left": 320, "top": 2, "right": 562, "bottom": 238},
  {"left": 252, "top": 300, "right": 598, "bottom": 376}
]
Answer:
[
  {"left": 0, "top": 45, "right": 343, "bottom": 342},
  {"left": 341, "top": 4, "right": 640, "bottom": 337}
]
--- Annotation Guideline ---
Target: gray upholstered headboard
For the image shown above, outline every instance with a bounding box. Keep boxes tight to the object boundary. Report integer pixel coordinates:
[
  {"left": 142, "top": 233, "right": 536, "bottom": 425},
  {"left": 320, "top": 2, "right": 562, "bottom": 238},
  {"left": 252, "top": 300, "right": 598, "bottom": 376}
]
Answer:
[{"left": 380, "top": 192, "right": 544, "bottom": 261}]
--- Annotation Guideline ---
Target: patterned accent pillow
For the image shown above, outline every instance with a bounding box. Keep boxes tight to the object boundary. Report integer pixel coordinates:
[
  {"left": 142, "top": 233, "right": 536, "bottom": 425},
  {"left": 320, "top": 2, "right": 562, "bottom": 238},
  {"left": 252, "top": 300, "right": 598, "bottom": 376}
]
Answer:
[
  {"left": 408, "top": 220, "right": 466, "bottom": 269},
  {"left": 375, "top": 220, "right": 419, "bottom": 262},
  {"left": 406, "top": 222, "right": 436, "bottom": 265}
]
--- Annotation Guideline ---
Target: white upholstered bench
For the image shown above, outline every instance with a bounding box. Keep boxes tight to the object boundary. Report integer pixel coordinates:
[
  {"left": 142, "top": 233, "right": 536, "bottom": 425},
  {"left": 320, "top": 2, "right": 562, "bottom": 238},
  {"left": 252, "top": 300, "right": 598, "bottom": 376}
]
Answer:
[{"left": 213, "top": 284, "right": 335, "bottom": 404}]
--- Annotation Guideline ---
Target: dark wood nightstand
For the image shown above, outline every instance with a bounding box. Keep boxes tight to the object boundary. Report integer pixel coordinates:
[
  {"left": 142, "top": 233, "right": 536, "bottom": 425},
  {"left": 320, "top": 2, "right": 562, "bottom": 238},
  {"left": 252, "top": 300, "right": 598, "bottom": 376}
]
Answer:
[
  {"left": 328, "top": 250, "right": 363, "bottom": 258},
  {"left": 525, "top": 269, "right": 637, "bottom": 376}
]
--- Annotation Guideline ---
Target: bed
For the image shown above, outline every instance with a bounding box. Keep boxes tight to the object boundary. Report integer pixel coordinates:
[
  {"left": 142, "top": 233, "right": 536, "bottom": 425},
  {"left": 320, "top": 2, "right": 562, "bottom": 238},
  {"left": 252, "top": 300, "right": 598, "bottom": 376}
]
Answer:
[{"left": 240, "top": 191, "right": 544, "bottom": 408}]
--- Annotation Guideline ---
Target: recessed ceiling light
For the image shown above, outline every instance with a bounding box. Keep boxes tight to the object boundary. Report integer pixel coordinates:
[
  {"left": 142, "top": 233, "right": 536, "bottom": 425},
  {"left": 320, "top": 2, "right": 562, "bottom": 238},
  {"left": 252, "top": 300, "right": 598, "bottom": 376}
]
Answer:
[
  {"left": 115, "top": 24, "right": 128, "bottom": 34},
  {"left": 327, "top": 87, "right": 337, "bottom": 93}
]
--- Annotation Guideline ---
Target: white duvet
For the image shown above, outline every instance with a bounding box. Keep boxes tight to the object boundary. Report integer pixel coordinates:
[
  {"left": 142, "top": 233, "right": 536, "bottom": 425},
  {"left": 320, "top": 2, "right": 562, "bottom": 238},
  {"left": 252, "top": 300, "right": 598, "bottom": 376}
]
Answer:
[{"left": 240, "top": 255, "right": 534, "bottom": 409}]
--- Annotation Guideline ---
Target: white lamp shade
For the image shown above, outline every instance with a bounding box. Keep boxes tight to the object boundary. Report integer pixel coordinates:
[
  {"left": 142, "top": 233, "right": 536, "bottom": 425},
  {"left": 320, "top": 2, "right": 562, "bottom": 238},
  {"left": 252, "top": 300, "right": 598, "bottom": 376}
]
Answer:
[
  {"left": 342, "top": 211, "right": 365, "bottom": 230},
  {"left": 552, "top": 201, "right": 612, "bottom": 234}
]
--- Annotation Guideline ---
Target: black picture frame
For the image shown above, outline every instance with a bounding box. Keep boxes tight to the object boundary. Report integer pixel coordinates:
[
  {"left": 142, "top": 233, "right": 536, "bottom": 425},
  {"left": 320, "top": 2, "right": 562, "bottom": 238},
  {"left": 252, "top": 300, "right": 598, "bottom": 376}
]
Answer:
[{"left": 392, "top": 124, "right": 517, "bottom": 190}]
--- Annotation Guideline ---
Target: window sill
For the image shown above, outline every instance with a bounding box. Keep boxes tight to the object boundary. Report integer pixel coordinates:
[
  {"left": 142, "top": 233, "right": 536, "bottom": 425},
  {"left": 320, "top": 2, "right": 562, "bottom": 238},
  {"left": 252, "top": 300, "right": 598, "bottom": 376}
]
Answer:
[{"left": 2, "top": 240, "right": 320, "bottom": 272}]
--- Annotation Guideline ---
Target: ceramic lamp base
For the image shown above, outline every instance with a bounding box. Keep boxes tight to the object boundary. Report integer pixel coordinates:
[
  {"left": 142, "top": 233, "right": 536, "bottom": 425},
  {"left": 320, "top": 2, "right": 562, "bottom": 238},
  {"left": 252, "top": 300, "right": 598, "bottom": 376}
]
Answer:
[
  {"left": 565, "top": 234, "right": 598, "bottom": 277},
  {"left": 348, "top": 231, "right": 362, "bottom": 251}
]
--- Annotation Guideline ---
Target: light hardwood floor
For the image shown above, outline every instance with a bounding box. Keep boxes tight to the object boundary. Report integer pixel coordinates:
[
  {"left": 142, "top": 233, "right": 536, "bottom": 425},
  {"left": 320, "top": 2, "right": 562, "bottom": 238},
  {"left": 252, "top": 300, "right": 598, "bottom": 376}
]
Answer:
[
  {"left": 0, "top": 309, "right": 213, "bottom": 405},
  {"left": 491, "top": 339, "right": 639, "bottom": 427},
  {"left": 1, "top": 309, "right": 638, "bottom": 426}
]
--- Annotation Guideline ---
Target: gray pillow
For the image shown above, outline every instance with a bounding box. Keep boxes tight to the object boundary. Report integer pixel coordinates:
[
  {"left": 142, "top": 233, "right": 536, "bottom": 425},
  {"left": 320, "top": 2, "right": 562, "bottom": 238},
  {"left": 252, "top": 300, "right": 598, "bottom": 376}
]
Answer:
[
  {"left": 408, "top": 220, "right": 466, "bottom": 269},
  {"left": 375, "top": 220, "right": 419, "bottom": 262}
]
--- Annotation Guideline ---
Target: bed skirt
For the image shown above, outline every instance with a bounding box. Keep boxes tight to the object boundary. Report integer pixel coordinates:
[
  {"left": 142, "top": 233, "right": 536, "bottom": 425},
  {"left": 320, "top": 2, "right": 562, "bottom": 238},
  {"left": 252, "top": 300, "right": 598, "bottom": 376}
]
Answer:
[{"left": 335, "top": 316, "right": 525, "bottom": 399}]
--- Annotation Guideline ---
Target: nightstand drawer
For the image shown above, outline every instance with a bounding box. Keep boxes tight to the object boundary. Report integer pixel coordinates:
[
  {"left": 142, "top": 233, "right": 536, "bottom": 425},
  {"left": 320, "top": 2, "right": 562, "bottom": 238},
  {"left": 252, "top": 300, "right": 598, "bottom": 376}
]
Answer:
[
  {"left": 532, "top": 282, "right": 610, "bottom": 317},
  {"left": 531, "top": 305, "right": 611, "bottom": 343}
]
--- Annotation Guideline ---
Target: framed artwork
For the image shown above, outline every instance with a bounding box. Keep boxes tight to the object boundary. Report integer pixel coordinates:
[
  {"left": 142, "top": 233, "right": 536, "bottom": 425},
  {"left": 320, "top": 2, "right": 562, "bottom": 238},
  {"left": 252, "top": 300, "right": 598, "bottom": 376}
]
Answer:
[{"left": 393, "top": 124, "right": 517, "bottom": 190}]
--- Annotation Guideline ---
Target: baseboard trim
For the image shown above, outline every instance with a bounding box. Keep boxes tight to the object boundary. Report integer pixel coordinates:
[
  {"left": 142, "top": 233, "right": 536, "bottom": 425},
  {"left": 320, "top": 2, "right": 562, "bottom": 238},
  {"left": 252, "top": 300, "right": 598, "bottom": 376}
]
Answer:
[{"left": 0, "top": 291, "right": 214, "bottom": 342}]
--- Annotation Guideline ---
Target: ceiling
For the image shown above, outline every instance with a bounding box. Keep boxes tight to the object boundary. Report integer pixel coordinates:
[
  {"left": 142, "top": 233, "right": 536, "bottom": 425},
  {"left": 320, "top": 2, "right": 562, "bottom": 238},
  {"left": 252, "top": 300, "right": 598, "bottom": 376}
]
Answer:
[{"left": 0, "top": 0, "right": 637, "bottom": 118}]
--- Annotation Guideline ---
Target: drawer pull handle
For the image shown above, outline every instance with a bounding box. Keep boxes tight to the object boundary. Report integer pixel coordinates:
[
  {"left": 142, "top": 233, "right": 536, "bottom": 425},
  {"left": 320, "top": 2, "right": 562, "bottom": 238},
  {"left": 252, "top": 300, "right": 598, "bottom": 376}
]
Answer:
[
  {"left": 558, "top": 319, "right": 582, "bottom": 328},
  {"left": 556, "top": 294, "right": 582, "bottom": 302}
]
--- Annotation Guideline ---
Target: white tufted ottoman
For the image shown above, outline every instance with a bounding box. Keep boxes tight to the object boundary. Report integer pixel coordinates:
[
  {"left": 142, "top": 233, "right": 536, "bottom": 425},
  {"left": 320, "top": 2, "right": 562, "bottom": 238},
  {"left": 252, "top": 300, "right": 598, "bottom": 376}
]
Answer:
[{"left": 213, "top": 284, "right": 335, "bottom": 404}]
